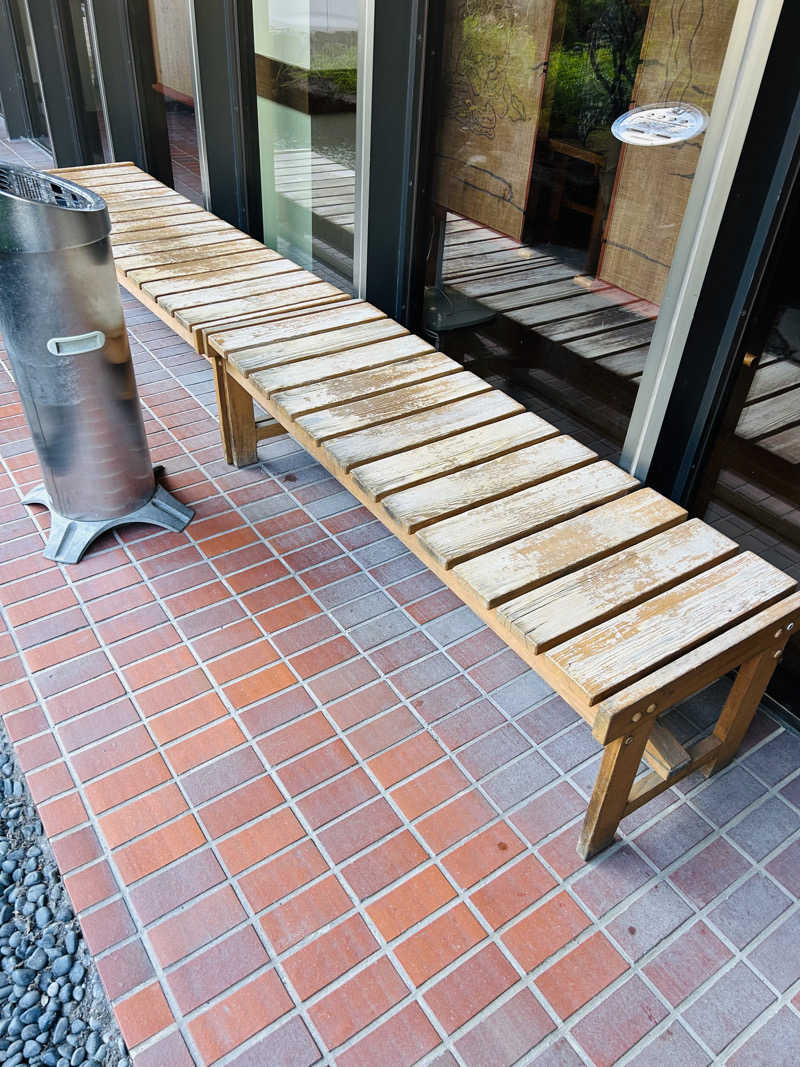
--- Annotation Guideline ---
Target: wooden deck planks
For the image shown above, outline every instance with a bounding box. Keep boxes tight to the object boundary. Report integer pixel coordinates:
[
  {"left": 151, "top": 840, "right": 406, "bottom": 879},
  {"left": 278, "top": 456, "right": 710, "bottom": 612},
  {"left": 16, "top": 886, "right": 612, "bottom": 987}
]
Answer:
[
  {"left": 296, "top": 372, "right": 492, "bottom": 443},
  {"left": 253, "top": 335, "right": 441, "bottom": 399},
  {"left": 497, "top": 519, "right": 737, "bottom": 651},
  {"left": 210, "top": 303, "right": 384, "bottom": 358},
  {"left": 352, "top": 412, "right": 559, "bottom": 501},
  {"left": 158, "top": 270, "right": 321, "bottom": 313},
  {"left": 547, "top": 552, "right": 796, "bottom": 705},
  {"left": 141, "top": 259, "right": 300, "bottom": 299},
  {"left": 128, "top": 249, "right": 283, "bottom": 285},
  {"left": 229, "top": 319, "right": 404, "bottom": 375},
  {"left": 324, "top": 391, "right": 524, "bottom": 473},
  {"left": 176, "top": 283, "right": 345, "bottom": 330},
  {"left": 383, "top": 435, "right": 596, "bottom": 534},
  {"left": 417, "top": 462, "right": 638, "bottom": 569},
  {"left": 453, "top": 489, "right": 686, "bottom": 608},
  {"left": 271, "top": 353, "right": 458, "bottom": 416}
]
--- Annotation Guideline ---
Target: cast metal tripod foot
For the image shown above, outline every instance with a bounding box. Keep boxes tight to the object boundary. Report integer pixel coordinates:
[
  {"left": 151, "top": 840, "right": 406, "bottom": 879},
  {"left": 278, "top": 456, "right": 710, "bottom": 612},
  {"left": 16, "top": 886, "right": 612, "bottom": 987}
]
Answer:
[{"left": 22, "top": 480, "right": 194, "bottom": 565}]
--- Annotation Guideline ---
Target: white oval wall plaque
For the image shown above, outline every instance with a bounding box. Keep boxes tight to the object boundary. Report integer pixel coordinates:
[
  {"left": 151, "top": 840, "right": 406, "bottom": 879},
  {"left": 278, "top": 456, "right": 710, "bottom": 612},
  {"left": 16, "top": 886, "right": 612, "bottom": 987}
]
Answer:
[{"left": 611, "top": 102, "right": 709, "bottom": 146}]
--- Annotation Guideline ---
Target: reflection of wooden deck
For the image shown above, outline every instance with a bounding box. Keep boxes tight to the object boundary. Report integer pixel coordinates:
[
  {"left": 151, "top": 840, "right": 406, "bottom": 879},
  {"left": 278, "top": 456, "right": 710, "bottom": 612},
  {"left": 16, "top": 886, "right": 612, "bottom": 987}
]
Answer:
[
  {"left": 442, "top": 214, "right": 800, "bottom": 507},
  {"left": 273, "top": 148, "right": 355, "bottom": 236}
]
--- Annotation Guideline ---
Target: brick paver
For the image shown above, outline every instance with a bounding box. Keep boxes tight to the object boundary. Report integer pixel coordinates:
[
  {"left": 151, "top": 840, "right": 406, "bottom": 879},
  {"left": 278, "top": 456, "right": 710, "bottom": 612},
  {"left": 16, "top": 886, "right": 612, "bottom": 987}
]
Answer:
[{"left": 0, "top": 229, "right": 798, "bottom": 1062}]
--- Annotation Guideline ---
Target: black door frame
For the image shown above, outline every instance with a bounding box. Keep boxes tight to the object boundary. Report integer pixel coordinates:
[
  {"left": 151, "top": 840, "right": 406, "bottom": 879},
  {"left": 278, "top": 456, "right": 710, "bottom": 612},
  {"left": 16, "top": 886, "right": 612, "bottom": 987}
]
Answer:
[
  {"left": 88, "top": 0, "right": 173, "bottom": 185},
  {"left": 0, "top": 0, "right": 35, "bottom": 140},
  {"left": 644, "top": 2, "right": 800, "bottom": 511},
  {"left": 642, "top": 1, "right": 800, "bottom": 722},
  {"left": 196, "top": 0, "right": 437, "bottom": 297},
  {"left": 23, "top": 0, "right": 103, "bottom": 166},
  {"left": 191, "top": 0, "right": 261, "bottom": 234}
]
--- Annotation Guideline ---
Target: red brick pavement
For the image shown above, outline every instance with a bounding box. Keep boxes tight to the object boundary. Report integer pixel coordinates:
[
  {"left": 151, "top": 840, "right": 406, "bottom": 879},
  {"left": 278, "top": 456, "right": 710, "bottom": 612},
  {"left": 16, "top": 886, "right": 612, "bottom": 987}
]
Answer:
[{"left": 0, "top": 289, "right": 798, "bottom": 1065}]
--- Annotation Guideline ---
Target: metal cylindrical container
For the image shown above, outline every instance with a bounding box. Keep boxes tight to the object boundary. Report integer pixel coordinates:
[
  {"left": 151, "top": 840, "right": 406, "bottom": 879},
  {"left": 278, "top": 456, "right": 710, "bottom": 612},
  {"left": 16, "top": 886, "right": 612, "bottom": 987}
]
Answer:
[{"left": 0, "top": 163, "right": 154, "bottom": 521}]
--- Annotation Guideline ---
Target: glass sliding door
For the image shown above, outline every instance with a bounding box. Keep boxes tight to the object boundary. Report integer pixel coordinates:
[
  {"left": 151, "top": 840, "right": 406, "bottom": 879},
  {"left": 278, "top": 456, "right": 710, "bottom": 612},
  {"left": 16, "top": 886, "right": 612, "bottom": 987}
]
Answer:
[
  {"left": 697, "top": 203, "right": 800, "bottom": 723},
  {"left": 418, "top": 0, "right": 768, "bottom": 461},
  {"left": 145, "top": 0, "right": 204, "bottom": 202},
  {"left": 9, "top": 0, "right": 51, "bottom": 151},
  {"left": 251, "top": 0, "right": 361, "bottom": 289}
]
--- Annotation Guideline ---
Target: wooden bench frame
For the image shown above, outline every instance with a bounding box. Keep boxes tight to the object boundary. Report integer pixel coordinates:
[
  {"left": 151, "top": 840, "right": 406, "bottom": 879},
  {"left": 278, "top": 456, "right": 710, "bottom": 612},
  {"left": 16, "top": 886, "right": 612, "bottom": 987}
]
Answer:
[
  {"left": 54, "top": 162, "right": 800, "bottom": 861},
  {"left": 215, "top": 357, "right": 798, "bottom": 858}
]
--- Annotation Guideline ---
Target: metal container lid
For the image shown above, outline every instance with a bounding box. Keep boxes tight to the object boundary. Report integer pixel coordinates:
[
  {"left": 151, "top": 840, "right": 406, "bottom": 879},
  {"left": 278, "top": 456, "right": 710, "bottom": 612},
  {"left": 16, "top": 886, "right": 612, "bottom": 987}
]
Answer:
[{"left": 0, "top": 162, "right": 110, "bottom": 254}]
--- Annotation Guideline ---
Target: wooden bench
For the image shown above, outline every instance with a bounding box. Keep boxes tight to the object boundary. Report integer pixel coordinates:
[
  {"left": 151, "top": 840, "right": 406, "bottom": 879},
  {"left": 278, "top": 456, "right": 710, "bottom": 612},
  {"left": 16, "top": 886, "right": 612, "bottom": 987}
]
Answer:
[{"left": 56, "top": 162, "right": 800, "bottom": 860}]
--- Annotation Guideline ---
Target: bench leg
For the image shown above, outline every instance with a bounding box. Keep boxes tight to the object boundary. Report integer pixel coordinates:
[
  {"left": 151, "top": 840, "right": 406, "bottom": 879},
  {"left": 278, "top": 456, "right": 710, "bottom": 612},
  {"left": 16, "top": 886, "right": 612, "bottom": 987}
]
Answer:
[
  {"left": 212, "top": 356, "right": 234, "bottom": 466},
  {"left": 579, "top": 727, "right": 651, "bottom": 860},
  {"left": 221, "top": 366, "right": 258, "bottom": 467},
  {"left": 703, "top": 647, "right": 781, "bottom": 777}
]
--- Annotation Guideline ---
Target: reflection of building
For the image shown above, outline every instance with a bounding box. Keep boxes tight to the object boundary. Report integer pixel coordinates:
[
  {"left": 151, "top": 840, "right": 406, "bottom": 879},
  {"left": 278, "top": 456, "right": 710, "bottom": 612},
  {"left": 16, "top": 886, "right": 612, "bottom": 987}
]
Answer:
[{"left": 0, "top": 0, "right": 798, "bottom": 723}]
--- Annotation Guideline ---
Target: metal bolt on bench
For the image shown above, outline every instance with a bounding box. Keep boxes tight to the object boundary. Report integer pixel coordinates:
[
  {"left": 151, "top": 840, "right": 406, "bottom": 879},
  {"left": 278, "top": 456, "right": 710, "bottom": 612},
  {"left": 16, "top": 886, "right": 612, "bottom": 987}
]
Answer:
[{"left": 0, "top": 163, "right": 192, "bottom": 563}]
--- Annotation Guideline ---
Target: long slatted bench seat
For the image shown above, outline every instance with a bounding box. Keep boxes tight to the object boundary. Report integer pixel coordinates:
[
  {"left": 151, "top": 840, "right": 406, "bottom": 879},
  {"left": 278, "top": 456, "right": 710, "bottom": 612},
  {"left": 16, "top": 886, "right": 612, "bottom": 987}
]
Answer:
[
  {"left": 55, "top": 162, "right": 800, "bottom": 860},
  {"left": 210, "top": 306, "right": 800, "bottom": 858}
]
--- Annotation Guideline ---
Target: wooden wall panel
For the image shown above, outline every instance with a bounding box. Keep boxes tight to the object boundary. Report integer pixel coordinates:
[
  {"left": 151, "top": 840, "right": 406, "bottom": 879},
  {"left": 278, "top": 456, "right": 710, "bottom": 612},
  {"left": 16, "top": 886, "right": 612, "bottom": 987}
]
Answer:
[
  {"left": 598, "top": 0, "right": 739, "bottom": 304},
  {"left": 148, "top": 0, "right": 194, "bottom": 101},
  {"left": 434, "top": 0, "right": 556, "bottom": 240}
]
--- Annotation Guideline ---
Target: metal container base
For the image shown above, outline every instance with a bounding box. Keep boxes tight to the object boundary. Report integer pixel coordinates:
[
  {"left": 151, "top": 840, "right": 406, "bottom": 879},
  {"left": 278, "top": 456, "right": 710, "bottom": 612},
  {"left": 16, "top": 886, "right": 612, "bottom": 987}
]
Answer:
[{"left": 23, "top": 476, "right": 194, "bottom": 565}]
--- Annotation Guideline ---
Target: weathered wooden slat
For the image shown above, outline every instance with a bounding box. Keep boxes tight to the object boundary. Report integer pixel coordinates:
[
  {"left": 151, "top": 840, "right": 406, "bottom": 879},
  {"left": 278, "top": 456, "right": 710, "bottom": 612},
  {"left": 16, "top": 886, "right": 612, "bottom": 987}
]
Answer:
[
  {"left": 538, "top": 301, "right": 654, "bottom": 344},
  {"left": 496, "top": 518, "right": 734, "bottom": 647},
  {"left": 594, "top": 347, "right": 650, "bottom": 379},
  {"left": 91, "top": 178, "right": 167, "bottom": 195},
  {"left": 296, "top": 372, "right": 491, "bottom": 443},
  {"left": 272, "top": 350, "right": 459, "bottom": 415},
  {"left": 208, "top": 302, "right": 382, "bottom": 357},
  {"left": 488, "top": 288, "right": 633, "bottom": 325},
  {"left": 547, "top": 552, "right": 797, "bottom": 705},
  {"left": 443, "top": 236, "right": 519, "bottom": 260},
  {"left": 454, "top": 270, "right": 572, "bottom": 300},
  {"left": 324, "top": 391, "right": 524, "bottom": 473},
  {"left": 443, "top": 247, "right": 550, "bottom": 280},
  {"left": 116, "top": 234, "right": 258, "bottom": 273},
  {"left": 419, "top": 462, "right": 639, "bottom": 570},
  {"left": 68, "top": 170, "right": 154, "bottom": 188},
  {"left": 352, "top": 412, "right": 558, "bottom": 501},
  {"left": 464, "top": 262, "right": 578, "bottom": 294},
  {"left": 112, "top": 225, "right": 237, "bottom": 259},
  {"left": 127, "top": 248, "right": 281, "bottom": 285},
  {"left": 141, "top": 259, "right": 299, "bottom": 299},
  {"left": 259, "top": 337, "right": 441, "bottom": 399},
  {"left": 110, "top": 220, "right": 234, "bottom": 251},
  {"left": 746, "top": 360, "right": 800, "bottom": 403},
  {"left": 383, "top": 436, "right": 596, "bottom": 534},
  {"left": 231, "top": 319, "right": 406, "bottom": 376},
  {"left": 591, "top": 591, "right": 800, "bottom": 743},
  {"left": 50, "top": 163, "right": 141, "bottom": 180},
  {"left": 194, "top": 296, "right": 353, "bottom": 351},
  {"left": 111, "top": 205, "right": 206, "bottom": 232},
  {"left": 176, "top": 282, "right": 343, "bottom": 329},
  {"left": 105, "top": 193, "right": 194, "bottom": 215},
  {"left": 754, "top": 424, "right": 800, "bottom": 464},
  {"left": 98, "top": 186, "right": 178, "bottom": 203},
  {"left": 158, "top": 270, "right": 320, "bottom": 313},
  {"left": 107, "top": 198, "right": 192, "bottom": 221},
  {"left": 444, "top": 229, "right": 505, "bottom": 248},
  {"left": 736, "top": 389, "right": 800, "bottom": 441},
  {"left": 566, "top": 321, "right": 655, "bottom": 360}
]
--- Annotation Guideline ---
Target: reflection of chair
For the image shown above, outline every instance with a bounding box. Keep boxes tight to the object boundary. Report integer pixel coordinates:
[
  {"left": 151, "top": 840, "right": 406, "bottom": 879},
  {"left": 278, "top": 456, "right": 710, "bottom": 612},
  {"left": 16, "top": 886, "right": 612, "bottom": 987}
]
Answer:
[{"left": 541, "top": 138, "right": 606, "bottom": 272}]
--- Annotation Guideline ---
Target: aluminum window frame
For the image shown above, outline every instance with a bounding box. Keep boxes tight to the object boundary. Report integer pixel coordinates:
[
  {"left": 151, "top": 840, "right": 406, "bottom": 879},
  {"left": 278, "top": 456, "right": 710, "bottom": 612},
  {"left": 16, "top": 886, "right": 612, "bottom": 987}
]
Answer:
[{"left": 620, "top": 0, "right": 786, "bottom": 480}]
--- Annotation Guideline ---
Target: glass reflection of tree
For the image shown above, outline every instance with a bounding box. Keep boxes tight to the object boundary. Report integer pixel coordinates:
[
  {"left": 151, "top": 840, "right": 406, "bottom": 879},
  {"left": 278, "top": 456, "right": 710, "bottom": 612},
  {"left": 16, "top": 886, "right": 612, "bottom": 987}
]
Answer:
[
  {"left": 444, "top": 0, "right": 530, "bottom": 139},
  {"left": 585, "top": 0, "right": 642, "bottom": 139},
  {"left": 549, "top": 0, "right": 646, "bottom": 145}
]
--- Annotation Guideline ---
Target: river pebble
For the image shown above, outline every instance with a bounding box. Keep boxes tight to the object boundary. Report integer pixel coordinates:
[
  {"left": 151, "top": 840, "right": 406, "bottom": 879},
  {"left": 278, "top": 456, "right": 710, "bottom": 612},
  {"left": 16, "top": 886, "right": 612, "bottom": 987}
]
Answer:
[{"left": 0, "top": 736, "right": 128, "bottom": 1065}]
